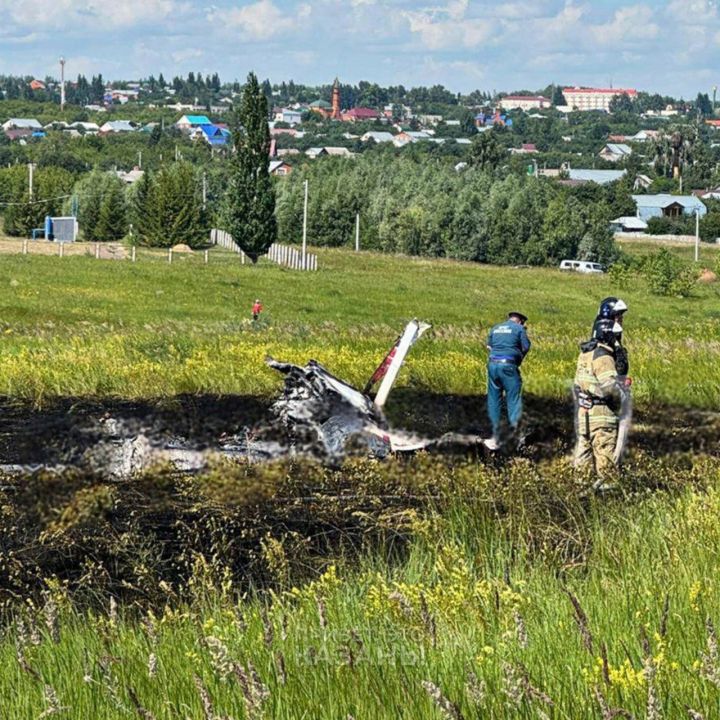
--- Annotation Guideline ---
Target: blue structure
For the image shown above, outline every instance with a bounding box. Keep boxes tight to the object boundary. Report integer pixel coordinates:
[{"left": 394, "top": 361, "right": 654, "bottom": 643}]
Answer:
[
  {"left": 631, "top": 194, "right": 707, "bottom": 221},
  {"left": 196, "top": 124, "right": 231, "bottom": 146}
]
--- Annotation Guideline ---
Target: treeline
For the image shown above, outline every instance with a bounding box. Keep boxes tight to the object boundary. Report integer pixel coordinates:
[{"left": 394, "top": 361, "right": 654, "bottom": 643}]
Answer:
[
  {"left": 69, "top": 163, "right": 210, "bottom": 247},
  {"left": 275, "top": 152, "right": 627, "bottom": 266}
]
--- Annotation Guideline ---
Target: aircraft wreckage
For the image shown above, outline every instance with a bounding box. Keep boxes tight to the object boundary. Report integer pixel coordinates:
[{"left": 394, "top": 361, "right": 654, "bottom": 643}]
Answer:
[{"left": 0, "top": 320, "right": 483, "bottom": 480}]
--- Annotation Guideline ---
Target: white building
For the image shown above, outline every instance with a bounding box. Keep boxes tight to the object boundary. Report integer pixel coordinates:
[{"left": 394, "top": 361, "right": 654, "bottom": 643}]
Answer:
[
  {"left": 2, "top": 118, "right": 42, "bottom": 131},
  {"left": 499, "top": 95, "right": 551, "bottom": 111},
  {"left": 563, "top": 87, "right": 638, "bottom": 112}
]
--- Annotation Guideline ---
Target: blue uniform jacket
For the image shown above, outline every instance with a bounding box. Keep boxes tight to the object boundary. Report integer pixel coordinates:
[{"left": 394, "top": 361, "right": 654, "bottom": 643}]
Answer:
[{"left": 487, "top": 320, "right": 531, "bottom": 366}]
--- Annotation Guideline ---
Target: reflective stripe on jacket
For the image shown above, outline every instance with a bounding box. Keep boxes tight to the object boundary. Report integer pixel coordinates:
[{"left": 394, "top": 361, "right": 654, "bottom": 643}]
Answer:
[{"left": 574, "top": 343, "right": 620, "bottom": 427}]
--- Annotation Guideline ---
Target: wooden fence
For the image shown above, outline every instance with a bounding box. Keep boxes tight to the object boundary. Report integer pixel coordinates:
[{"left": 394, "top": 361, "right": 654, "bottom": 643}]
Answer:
[{"left": 210, "top": 229, "right": 318, "bottom": 270}]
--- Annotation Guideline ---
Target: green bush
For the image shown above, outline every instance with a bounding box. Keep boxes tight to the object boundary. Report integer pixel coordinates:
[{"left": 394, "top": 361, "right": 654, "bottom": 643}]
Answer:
[{"left": 641, "top": 248, "right": 696, "bottom": 296}]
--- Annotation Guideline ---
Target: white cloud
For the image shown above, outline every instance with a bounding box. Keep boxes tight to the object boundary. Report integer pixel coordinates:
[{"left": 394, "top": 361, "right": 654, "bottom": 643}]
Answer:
[
  {"left": 667, "top": 0, "right": 717, "bottom": 23},
  {"left": 171, "top": 47, "right": 204, "bottom": 63},
  {"left": 592, "top": 5, "right": 658, "bottom": 44},
  {"left": 212, "top": 0, "right": 301, "bottom": 39},
  {"left": 404, "top": 0, "right": 495, "bottom": 49},
  {"left": 0, "top": 0, "right": 177, "bottom": 29}
]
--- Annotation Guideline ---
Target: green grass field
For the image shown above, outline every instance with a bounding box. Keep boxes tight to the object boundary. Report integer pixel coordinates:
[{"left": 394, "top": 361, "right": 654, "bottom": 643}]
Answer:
[
  {"left": 0, "top": 241, "right": 717, "bottom": 406},
  {"left": 0, "top": 242, "right": 719, "bottom": 718}
]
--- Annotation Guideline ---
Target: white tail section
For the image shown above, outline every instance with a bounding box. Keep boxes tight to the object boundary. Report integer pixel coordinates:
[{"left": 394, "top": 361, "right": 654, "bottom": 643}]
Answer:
[{"left": 373, "top": 320, "right": 432, "bottom": 408}]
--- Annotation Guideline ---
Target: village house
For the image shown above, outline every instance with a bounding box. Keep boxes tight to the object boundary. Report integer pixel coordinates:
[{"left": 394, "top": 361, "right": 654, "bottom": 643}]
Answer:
[
  {"left": 176, "top": 114, "right": 211, "bottom": 132},
  {"left": 394, "top": 130, "right": 431, "bottom": 145},
  {"left": 499, "top": 95, "right": 551, "bottom": 111},
  {"left": 361, "top": 131, "right": 394, "bottom": 144},
  {"left": 190, "top": 124, "right": 230, "bottom": 146},
  {"left": 632, "top": 194, "right": 707, "bottom": 221},
  {"left": 341, "top": 107, "right": 380, "bottom": 122},
  {"left": 598, "top": 143, "right": 632, "bottom": 162},
  {"left": 2, "top": 118, "right": 43, "bottom": 132},
  {"left": 275, "top": 109, "right": 303, "bottom": 125},
  {"left": 610, "top": 216, "right": 648, "bottom": 233},
  {"left": 269, "top": 160, "right": 293, "bottom": 176},
  {"left": 99, "top": 120, "right": 137, "bottom": 134},
  {"left": 509, "top": 143, "right": 538, "bottom": 154}
]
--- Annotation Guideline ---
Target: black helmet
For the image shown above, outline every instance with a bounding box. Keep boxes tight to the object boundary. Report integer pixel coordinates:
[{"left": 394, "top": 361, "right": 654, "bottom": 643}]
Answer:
[
  {"left": 598, "top": 297, "right": 628, "bottom": 320},
  {"left": 593, "top": 317, "right": 623, "bottom": 346}
]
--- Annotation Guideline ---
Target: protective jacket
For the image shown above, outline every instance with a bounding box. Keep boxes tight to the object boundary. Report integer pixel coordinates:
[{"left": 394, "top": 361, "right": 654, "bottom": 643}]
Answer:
[
  {"left": 487, "top": 320, "right": 531, "bottom": 366},
  {"left": 574, "top": 341, "right": 624, "bottom": 430}
]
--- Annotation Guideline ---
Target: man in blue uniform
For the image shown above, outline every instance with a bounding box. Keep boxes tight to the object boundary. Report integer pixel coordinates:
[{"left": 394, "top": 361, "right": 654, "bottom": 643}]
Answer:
[{"left": 484, "top": 311, "right": 531, "bottom": 450}]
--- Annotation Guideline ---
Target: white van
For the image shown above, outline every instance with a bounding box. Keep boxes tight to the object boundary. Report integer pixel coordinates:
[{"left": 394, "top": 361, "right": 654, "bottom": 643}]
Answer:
[{"left": 559, "top": 260, "right": 604, "bottom": 274}]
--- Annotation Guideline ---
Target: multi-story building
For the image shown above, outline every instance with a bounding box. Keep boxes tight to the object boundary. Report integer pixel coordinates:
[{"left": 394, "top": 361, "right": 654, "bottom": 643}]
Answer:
[
  {"left": 563, "top": 87, "right": 637, "bottom": 112},
  {"left": 499, "top": 95, "right": 551, "bottom": 111}
]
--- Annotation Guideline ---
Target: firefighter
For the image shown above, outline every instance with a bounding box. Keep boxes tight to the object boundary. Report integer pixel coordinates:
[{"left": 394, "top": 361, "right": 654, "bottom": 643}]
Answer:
[
  {"left": 591, "top": 297, "right": 629, "bottom": 375},
  {"left": 573, "top": 307, "right": 631, "bottom": 480},
  {"left": 484, "top": 311, "right": 531, "bottom": 450}
]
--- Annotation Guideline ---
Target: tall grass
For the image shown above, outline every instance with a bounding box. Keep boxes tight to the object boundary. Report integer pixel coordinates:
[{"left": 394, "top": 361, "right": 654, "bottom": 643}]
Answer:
[
  {"left": 1, "top": 455, "right": 720, "bottom": 718},
  {"left": 0, "top": 247, "right": 717, "bottom": 405}
]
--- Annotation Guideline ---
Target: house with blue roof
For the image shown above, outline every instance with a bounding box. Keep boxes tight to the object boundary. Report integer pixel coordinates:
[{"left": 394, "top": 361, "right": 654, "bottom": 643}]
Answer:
[
  {"left": 632, "top": 194, "right": 707, "bottom": 221},
  {"left": 191, "top": 124, "right": 231, "bottom": 146},
  {"left": 176, "top": 114, "right": 212, "bottom": 132}
]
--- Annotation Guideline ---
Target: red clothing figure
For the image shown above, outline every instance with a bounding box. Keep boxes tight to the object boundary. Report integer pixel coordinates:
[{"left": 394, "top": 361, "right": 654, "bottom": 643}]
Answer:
[{"left": 252, "top": 299, "right": 263, "bottom": 321}]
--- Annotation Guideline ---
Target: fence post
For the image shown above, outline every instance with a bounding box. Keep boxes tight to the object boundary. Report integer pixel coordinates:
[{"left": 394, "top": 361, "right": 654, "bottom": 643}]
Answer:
[
  {"left": 132, "top": 245, "right": 136, "bottom": 263},
  {"left": 168, "top": 248, "right": 173, "bottom": 264},
  {"left": 241, "top": 249, "right": 245, "bottom": 265},
  {"left": 204, "top": 249, "right": 209, "bottom": 265},
  {"left": 22, "top": 239, "right": 27, "bottom": 255},
  {"left": 59, "top": 242, "right": 64, "bottom": 258},
  {"left": 95, "top": 242, "right": 100, "bottom": 260}
]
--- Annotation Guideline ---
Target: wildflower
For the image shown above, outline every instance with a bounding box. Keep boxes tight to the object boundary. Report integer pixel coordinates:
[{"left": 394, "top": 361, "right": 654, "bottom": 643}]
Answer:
[
  {"left": 43, "top": 595, "right": 59, "bottom": 644},
  {"left": 128, "top": 686, "right": 157, "bottom": 720},
  {"left": 147, "top": 653, "right": 158, "bottom": 679},
  {"left": 502, "top": 661, "right": 524, "bottom": 707},
  {"left": 689, "top": 581, "right": 703, "bottom": 613},
  {"left": 422, "top": 680, "right": 465, "bottom": 720},
  {"left": 38, "top": 685, "right": 67, "bottom": 718},
  {"left": 465, "top": 671, "right": 486, "bottom": 706},
  {"left": 206, "top": 636, "right": 234, "bottom": 681},
  {"left": 193, "top": 675, "right": 215, "bottom": 720},
  {"left": 514, "top": 610, "right": 529, "bottom": 649}
]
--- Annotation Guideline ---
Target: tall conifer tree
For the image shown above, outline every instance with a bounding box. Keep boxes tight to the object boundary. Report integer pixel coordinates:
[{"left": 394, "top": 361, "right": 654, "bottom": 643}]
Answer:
[{"left": 223, "top": 71, "right": 276, "bottom": 262}]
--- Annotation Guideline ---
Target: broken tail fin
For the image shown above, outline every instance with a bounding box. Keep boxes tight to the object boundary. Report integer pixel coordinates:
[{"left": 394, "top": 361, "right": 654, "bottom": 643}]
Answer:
[{"left": 365, "top": 320, "right": 431, "bottom": 408}]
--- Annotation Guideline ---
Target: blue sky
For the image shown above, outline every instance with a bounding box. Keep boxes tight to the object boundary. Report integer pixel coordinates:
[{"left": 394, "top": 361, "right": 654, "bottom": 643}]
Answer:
[{"left": 0, "top": 0, "right": 718, "bottom": 97}]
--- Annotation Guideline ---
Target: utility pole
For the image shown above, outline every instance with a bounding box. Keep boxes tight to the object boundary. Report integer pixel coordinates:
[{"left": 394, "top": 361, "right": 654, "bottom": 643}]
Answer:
[
  {"left": 28, "top": 163, "right": 34, "bottom": 199},
  {"left": 202, "top": 172, "right": 207, "bottom": 209},
  {"left": 695, "top": 208, "right": 700, "bottom": 263},
  {"left": 355, "top": 212, "right": 360, "bottom": 252},
  {"left": 59, "top": 57, "right": 66, "bottom": 112},
  {"left": 138, "top": 150, "right": 142, "bottom": 169},
  {"left": 302, "top": 179, "right": 308, "bottom": 266},
  {"left": 713, "top": 86, "right": 718, "bottom": 115}
]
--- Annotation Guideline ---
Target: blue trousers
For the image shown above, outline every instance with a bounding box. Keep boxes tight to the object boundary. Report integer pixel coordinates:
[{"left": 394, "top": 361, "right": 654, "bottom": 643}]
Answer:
[{"left": 487, "top": 362, "right": 523, "bottom": 437}]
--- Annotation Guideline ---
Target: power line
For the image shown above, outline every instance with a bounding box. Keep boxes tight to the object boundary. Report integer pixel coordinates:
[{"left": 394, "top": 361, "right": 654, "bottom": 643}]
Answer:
[{"left": 0, "top": 194, "right": 73, "bottom": 207}]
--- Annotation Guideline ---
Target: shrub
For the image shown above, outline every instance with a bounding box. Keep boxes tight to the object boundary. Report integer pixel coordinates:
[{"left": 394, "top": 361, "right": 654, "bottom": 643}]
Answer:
[{"left": 641, "top": 248, "right": 696, "bottom": 296}]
